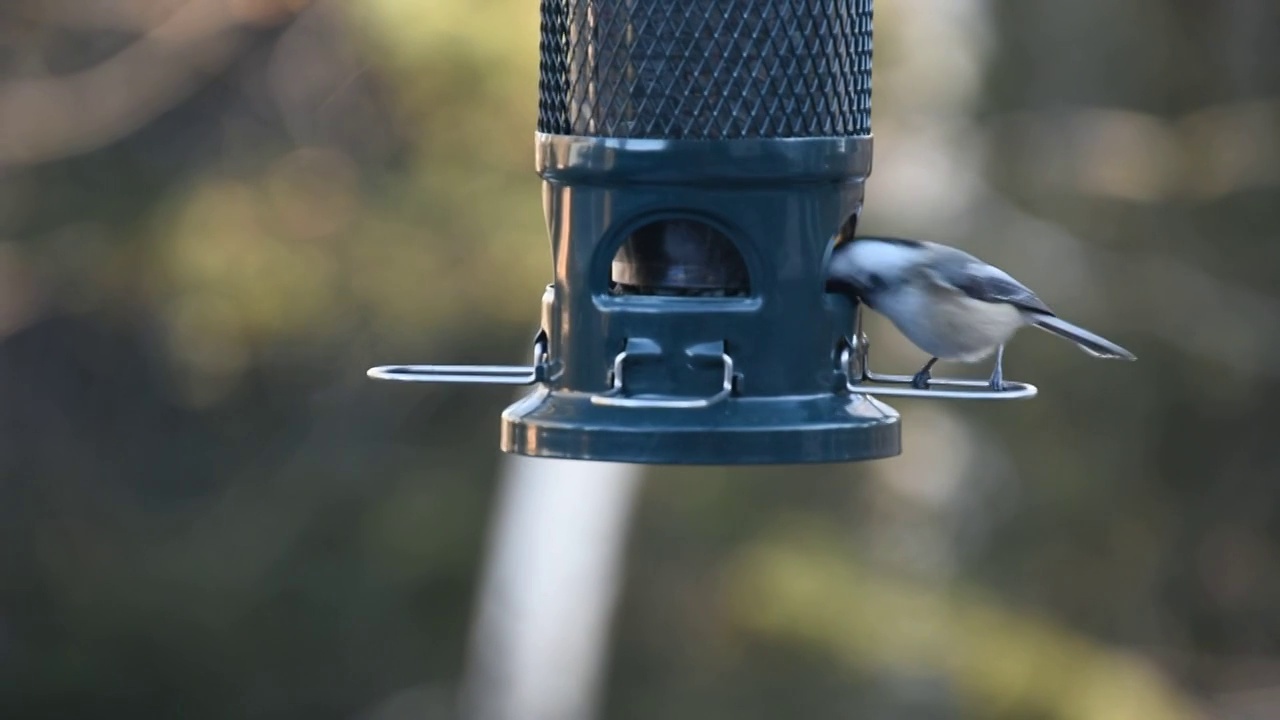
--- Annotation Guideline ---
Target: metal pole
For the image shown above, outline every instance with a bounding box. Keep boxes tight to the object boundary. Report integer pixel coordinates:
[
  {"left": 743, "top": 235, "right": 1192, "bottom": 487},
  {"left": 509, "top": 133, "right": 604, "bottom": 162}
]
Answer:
[{"left": 458, "top": 454, "right": 643, "bottom": 720}]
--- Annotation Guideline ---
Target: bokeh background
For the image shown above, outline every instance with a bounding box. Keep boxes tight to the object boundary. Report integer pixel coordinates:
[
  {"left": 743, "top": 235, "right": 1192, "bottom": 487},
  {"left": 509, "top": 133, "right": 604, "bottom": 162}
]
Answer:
[{"left": 2, "top": 0, "right": 1279, "bottom": 718}]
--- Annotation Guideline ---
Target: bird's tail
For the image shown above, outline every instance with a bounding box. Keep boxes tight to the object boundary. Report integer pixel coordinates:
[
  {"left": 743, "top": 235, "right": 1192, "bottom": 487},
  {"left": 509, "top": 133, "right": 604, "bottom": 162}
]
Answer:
[{"left": 1030, "top": 314, "right": 1137, "bottom": 360}]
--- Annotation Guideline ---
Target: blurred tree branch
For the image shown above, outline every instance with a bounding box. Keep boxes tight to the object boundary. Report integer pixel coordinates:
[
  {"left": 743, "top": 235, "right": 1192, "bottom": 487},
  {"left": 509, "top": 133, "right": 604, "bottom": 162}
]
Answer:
[{"left": 0, "top": 0, "right": 307, "bottom": 167}]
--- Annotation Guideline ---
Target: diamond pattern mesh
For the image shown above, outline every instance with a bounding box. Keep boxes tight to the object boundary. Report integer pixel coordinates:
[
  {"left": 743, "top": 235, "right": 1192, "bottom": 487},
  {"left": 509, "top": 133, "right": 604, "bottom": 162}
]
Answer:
[{"left": 538, "top": 0, "right": 873, "bottom": 139}]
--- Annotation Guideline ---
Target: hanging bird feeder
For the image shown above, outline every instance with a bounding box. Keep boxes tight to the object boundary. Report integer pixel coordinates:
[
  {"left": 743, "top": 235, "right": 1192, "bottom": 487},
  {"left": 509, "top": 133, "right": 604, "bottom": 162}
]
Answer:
[{"left": 368, "top": 0, "right": 1032, "bottom": 465}]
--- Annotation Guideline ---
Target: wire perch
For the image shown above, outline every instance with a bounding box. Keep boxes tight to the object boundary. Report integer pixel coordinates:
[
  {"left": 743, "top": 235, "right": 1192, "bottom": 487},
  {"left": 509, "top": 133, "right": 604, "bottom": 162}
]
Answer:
[
  {"left": 843, "top": 307, "right": 1037, "bottom": 401},
  {"left": 367, "top": 335, "right": 550, "bottom": 386}
]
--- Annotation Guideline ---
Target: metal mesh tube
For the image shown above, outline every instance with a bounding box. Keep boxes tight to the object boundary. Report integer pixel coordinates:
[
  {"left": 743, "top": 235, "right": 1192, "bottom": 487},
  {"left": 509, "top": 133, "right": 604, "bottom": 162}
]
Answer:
[{"left": 538, "top": 0, "right": 873, "bottom": 139}]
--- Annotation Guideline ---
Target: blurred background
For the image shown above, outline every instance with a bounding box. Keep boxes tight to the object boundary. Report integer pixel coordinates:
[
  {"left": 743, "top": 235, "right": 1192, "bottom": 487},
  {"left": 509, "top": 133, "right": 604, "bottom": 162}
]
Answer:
[{"left": 1, "top": 0, "right": 1278, "bottom": 718}]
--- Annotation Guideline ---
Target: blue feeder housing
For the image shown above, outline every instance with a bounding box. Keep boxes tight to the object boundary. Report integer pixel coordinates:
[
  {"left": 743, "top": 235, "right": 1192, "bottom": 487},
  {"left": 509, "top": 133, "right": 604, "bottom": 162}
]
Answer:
[{"left": 371, "top": 0, "right": 906, "bottom": 464}]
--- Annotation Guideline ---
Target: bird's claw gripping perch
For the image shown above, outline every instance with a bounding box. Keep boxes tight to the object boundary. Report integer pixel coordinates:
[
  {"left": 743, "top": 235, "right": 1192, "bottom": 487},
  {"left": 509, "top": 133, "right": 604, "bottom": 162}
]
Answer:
[
  {"left": 910, "top": 356, "right": 938, "bottom": 389},
  {"left": 987, "top": 345, "right": 1006, "bottom": 391}
]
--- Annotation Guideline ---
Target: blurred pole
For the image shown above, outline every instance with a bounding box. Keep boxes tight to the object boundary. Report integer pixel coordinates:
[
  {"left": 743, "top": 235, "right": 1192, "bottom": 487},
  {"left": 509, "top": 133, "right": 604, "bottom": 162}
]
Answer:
[{"left": 458, "top": 454, "right": 643, "bottom": 720}]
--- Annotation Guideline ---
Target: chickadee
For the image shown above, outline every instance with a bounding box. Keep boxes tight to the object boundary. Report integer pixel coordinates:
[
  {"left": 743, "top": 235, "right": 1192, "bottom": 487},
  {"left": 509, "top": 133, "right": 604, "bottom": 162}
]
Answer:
[{"left": 826, "top": 236, "right": 1136, "bottom": 391}]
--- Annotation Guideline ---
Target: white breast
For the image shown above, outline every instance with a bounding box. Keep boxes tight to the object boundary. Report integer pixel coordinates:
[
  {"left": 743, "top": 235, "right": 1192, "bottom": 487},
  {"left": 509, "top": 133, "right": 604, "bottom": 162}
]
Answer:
[{"left": 872, "top": 284, "right": 1027, "bottom": 362}]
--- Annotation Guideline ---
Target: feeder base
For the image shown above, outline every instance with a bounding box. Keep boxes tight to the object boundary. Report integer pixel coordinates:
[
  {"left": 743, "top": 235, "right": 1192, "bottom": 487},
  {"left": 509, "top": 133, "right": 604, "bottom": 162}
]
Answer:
[{"left": 500, "top": 390, "right": 901, "bottom": 465}]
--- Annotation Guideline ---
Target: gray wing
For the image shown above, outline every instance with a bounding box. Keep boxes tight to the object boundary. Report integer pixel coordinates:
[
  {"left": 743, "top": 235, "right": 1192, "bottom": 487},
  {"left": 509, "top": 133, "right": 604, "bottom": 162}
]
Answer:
[
  {"left": 954, "top": 271, "right": 1055, "bottom": 315},
  {"left": 924, "top": 244, "right": 1055, "bottom": 315}
]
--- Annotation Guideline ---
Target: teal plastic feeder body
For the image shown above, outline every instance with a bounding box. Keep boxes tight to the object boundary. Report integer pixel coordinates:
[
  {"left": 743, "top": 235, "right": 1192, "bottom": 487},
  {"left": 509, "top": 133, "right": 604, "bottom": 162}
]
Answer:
[
  {"left": 500, "top": 136, "right": 899, "bottom": 463},
  {"left": 498, "top": 0, "right": 901, "bottom": 464}
]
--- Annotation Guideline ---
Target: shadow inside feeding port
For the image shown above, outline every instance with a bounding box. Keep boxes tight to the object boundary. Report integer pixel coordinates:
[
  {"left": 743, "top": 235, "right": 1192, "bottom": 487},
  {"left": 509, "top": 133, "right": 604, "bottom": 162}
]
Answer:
[{"left": 609, "top": 218, "right": 752, "bottom": 298}]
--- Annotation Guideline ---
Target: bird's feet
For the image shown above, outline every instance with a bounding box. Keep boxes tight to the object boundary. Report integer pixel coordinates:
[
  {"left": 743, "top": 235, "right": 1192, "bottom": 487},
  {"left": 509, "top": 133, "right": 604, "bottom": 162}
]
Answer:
[
  {"left": 911, "top": 357, "right": 939, "bottom": 390},
  {"left": 987, "top": 353, "right": 1006, "bottom": 391},
  {"left": 911, "top": 369, "right": 932, "bottom": 390}
]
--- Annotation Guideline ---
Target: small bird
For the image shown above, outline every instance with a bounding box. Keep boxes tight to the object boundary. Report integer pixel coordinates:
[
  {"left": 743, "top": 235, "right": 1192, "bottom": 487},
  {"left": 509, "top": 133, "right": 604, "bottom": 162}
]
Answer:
[{"left": 826, "top": 236, "right": 1136, "bottom": 391}]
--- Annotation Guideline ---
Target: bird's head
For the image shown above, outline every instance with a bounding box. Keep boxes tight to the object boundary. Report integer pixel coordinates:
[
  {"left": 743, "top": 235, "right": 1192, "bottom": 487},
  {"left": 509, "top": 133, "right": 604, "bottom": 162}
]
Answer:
[{"left": 825, "top": 236, "right": 929, "bottom": 307}]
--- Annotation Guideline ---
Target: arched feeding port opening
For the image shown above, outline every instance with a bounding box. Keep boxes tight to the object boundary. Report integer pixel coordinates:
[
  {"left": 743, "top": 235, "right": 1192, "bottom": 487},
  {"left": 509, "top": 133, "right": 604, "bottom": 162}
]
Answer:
[{"left": 609, "top": 218, "right": 752, "bottom": 298}]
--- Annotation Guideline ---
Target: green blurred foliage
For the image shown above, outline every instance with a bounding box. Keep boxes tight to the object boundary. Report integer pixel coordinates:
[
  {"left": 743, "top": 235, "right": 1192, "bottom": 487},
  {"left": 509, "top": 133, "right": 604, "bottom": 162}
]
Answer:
[{"left": 0, "top": 0, "right": 1277, "bottom": 718}]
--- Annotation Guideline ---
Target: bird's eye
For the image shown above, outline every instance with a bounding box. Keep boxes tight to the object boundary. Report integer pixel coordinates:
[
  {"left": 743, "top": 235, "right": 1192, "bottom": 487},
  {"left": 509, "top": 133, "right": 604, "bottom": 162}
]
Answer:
[{"left": 864, "top": 272, "right": 884, "bottom": 290}]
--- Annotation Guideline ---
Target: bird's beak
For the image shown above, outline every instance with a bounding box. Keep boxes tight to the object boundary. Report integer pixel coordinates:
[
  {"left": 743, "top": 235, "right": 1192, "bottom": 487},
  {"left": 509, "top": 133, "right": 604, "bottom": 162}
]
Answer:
[
  {"left": 825, "top": 279, "right": 870, "bottom": 311},
  {"left": 825, "top": 277, "right": 863, "bottom": 299}
]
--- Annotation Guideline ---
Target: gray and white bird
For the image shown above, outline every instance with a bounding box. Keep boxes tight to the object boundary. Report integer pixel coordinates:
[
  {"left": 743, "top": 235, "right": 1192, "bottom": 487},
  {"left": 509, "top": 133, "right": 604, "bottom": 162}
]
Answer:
[{"left": 826, "top": 236, "right": 1136, "bottom": 390}]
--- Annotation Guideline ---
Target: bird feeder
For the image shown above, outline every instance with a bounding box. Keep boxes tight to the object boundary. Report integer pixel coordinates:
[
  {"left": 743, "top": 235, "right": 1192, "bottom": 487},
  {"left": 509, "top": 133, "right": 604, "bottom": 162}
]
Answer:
[{"left": 368, "top": 0, "right": 1032, "bottom": 464}]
